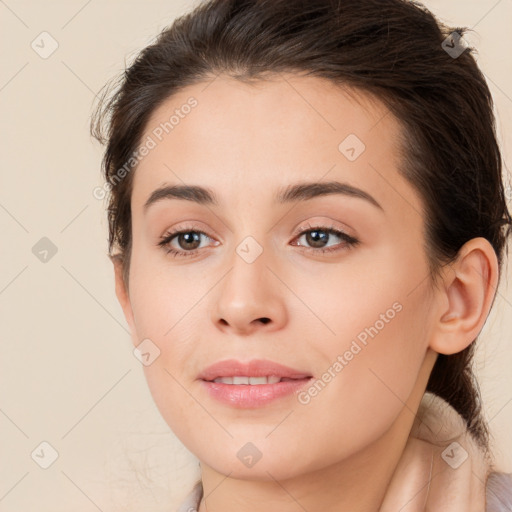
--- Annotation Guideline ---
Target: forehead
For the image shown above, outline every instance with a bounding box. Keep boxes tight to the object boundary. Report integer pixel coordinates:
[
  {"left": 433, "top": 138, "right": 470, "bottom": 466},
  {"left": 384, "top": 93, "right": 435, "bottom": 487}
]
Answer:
[
  {"left": 139, "top": 73, "right": 392, "bottom": 160},
  {"left": 130, "top": 73, "right": 419, "bottom": 217}
]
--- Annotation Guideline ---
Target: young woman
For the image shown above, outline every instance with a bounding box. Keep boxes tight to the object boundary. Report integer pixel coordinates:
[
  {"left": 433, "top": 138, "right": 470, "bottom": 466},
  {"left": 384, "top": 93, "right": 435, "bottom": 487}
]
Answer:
[{"left": 91, "top": 0, "right": 512, "bottom": 510}]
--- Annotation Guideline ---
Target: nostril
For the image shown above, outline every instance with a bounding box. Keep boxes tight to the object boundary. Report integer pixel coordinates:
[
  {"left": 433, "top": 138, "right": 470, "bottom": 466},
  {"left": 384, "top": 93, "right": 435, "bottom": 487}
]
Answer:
[{"left": 259, "top": 317, "right": 271, "bottom": 324}]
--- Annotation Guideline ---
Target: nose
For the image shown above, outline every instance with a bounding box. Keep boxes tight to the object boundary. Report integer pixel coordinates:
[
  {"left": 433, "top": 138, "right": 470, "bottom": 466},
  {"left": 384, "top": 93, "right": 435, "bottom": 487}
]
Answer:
[{"left": 212, "top": 245, "right": 287, "bottom": 336}]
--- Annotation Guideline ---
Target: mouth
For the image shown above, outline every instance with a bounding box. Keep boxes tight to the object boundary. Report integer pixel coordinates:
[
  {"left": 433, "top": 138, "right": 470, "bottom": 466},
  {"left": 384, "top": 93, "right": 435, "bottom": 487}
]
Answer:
[
  {"left": 198, "top": 359, "right": 313, "bottom": 408},
  {"left": 209, "top": 376, "right": 303, "bottom": 385},
  {"left": 198, "top": 358, "right": 312, "bottom": 381}
]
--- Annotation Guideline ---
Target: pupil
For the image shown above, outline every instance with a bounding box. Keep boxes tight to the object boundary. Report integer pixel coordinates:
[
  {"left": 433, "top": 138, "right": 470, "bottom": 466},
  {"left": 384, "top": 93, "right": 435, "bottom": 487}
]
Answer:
[
  {"left": 180, "top": 232, "right": 200, "bottom": 249},
  {"left": 307, "top": 230, "right": 327, "bottom": 248}
]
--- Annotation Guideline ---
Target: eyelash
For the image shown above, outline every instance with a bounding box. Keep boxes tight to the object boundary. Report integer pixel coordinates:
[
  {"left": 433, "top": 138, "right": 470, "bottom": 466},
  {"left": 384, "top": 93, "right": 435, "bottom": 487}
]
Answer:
[{"left": 158, "top": 223, "right": 360, "bottom": 259}]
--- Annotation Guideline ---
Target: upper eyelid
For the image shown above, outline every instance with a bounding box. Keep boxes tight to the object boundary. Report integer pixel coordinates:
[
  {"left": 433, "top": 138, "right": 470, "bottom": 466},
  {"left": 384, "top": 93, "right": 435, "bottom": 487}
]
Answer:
[{"left": 162, "top": 223, "right": 348, "bottom": 237}]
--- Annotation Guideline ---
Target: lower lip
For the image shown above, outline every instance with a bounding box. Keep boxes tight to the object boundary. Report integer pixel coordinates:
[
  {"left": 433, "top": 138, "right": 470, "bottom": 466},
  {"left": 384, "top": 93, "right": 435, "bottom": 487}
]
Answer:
[{"left": 200, "top": 378, "right": 312, "bottom": 408}]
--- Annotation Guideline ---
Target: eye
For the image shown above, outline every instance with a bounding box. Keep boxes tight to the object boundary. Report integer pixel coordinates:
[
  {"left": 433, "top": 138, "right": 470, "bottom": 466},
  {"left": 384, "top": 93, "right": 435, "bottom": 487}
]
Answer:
[
  {"left": 291, "top": 223, "right": 359, "bottom": 254},
  {"left": 158, "top": 225, "right": 218, "bottom": 258},
  {"left": 157, "top": 222, "right": 359, "bottom": 259}
]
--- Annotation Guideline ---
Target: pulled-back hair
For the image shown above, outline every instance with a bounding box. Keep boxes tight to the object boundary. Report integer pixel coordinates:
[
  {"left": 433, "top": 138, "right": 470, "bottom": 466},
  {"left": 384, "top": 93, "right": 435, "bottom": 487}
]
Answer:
[{"left": 91, "top": 0, "right": 511, "bottom": 449}]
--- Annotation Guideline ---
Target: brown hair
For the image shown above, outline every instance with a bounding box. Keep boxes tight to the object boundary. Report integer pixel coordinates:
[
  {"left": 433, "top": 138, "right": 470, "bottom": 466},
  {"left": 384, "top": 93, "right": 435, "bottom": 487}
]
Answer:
[{"left": 91, "top": 0, "right": 511, "bottom": 449}]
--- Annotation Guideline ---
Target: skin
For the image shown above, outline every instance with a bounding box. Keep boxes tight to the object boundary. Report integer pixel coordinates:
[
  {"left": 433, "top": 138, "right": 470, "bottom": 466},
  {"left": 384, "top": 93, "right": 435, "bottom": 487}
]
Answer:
[{"left": 112, "top": 73, "right": 498, "bottom": 511}]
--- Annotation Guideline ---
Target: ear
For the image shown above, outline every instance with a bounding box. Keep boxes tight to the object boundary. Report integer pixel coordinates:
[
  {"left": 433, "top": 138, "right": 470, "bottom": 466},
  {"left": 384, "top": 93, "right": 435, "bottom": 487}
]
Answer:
[
  {"left": 429, "top": 237, "right": 499, "bottom": 355},
  {"left": 111, "top": 255, "right": 136, "bottom": 337}
]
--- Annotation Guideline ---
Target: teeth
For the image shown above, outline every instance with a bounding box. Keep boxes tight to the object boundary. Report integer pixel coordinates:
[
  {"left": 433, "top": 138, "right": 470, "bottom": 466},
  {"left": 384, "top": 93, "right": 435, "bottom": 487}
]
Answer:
[
  {"left": 214, "top": 376, "right": 233, "bottom": 384},
  {"left": 212, "top": 375, "right": 283, "bottom": 385}
]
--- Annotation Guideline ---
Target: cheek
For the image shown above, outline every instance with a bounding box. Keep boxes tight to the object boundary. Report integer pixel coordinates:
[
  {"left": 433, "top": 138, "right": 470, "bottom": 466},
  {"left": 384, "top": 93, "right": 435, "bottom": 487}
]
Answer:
[
  {"left": 126, "top": 250, "right": 212, "bottom": 417},
  {"left": 271, "top": 287, "right": 433, "bottom": 478},
  {"left": 128, "top": 241, "right": 199, "bottom": 343},
  {"left": 286, "top": 249, "right": 433, "bottom": 435},
  {"left": 140, "top": 364, "right": 221, "bottom": 473}
]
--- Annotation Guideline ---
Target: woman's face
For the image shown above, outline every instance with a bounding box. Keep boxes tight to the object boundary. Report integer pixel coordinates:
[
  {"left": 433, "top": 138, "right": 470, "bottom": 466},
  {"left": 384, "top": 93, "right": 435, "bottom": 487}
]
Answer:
[{"left": 119, "top": 73, "right": 439, "bottom": 480}]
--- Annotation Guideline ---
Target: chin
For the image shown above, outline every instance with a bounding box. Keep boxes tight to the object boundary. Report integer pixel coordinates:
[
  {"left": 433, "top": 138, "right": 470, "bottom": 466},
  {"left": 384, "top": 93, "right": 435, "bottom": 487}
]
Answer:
[{"left": 195, "top": 436, "right": 322, "bottom": 481}]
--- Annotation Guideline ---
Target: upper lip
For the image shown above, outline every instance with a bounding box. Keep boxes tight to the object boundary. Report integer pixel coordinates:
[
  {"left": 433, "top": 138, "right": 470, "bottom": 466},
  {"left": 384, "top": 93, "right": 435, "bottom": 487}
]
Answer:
[{"left": 198, "top": 359, "right": 312, "bottom": 381}]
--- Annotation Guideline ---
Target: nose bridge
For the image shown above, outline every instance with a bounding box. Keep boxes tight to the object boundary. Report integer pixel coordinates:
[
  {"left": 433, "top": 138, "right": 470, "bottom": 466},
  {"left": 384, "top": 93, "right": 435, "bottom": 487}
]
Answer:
[
  {"left": 224, "top": 234, "right": 271, "bottom": 309},
  {"left": 212, "top": 232, "right": 287, "bottom": 333}
]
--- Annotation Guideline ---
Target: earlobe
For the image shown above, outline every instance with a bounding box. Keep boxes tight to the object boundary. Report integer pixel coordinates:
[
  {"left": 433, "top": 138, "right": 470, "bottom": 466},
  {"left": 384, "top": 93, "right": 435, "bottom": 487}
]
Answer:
[
  {"left": 111, "top": 255, "right": 136, "bottom": 335},
  {"left": 429, "top": 237, "right": 499, "bottom": 356}
]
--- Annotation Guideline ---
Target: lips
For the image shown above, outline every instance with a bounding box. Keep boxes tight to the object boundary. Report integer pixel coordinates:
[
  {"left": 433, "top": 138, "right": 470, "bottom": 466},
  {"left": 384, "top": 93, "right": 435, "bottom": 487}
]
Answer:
[
  {"left": 198, "top": 359, "right": 313, "bottom": 408},
  {"left": 198, "top": 359, "right": 312, "bottom": 382}
]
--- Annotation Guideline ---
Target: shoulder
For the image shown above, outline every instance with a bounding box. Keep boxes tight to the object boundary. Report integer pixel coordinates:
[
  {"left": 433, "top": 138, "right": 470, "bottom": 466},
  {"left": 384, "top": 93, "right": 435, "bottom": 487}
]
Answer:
[{"left": 486, "top": 472, "right": 512, "bottom": 512}]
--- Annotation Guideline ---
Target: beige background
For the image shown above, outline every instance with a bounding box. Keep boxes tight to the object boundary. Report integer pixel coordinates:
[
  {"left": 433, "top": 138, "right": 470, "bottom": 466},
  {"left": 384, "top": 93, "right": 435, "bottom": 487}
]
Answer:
[{"left": 0, "top": 1, "right": 511, "bottom": 510}]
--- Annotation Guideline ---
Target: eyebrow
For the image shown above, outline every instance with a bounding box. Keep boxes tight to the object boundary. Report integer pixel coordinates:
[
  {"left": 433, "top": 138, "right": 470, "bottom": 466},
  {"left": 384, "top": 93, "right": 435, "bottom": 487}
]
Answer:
[{"left": 143, "top": 180, "right": 383, "bottom": 212}]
